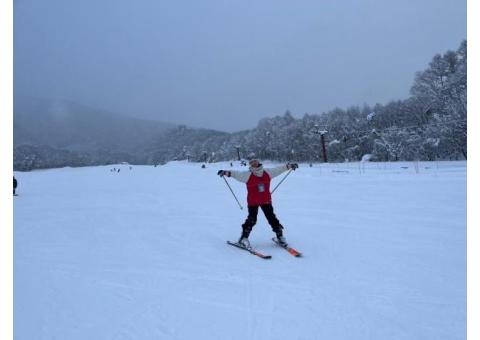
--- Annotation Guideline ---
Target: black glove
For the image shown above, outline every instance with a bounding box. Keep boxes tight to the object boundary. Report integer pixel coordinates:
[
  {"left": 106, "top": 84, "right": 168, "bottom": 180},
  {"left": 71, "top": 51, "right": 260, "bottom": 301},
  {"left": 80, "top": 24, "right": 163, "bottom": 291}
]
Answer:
[
  {"left": 217, "top": 170, "right": 231, "bottom": 177},
  {"left": 287, "top": 163, "right": 299, "bottom": 170}
]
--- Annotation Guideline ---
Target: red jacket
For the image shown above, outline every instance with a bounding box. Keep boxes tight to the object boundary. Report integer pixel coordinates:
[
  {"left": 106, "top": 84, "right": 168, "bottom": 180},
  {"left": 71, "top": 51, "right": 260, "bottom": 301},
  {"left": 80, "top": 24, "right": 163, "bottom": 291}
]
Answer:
[
  {"left": 246, "top": 171, "right": 271, "bottom": 206},
  {"left": 229, "top": 164, "right": 289, "bottom": 206}
]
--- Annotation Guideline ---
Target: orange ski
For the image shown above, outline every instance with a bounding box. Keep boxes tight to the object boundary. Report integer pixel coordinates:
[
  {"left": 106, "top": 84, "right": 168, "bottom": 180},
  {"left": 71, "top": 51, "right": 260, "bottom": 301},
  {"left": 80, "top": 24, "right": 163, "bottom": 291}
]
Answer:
[{"left": 272, "top": 238, "right": 302, "bottom": 257}]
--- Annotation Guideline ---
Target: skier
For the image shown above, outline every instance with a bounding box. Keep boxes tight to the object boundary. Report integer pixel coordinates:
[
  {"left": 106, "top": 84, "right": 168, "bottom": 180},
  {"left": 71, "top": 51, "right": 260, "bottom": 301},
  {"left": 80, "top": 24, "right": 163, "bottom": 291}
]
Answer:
[
  {"left": 217, "top": 159, "right": 298, "bottom": 249},
  {"left": 13, "top": 176, "right": 17, "bottom": 195}
]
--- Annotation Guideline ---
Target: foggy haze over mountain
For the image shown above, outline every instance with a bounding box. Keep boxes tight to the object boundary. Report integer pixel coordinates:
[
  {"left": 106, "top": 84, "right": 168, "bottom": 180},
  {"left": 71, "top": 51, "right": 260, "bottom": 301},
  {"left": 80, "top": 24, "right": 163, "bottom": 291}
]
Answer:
[{"left": 14, "top": 0, "right": 466, "bottom": 132}]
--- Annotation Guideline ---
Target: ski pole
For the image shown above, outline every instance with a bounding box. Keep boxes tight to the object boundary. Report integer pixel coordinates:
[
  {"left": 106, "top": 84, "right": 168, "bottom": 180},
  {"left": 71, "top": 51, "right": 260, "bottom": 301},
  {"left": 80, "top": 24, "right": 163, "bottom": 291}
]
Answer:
[
  {"left": 222, "top": 176, "right": 244, "bottom": 210},
  {"left": 271, "top": 169, "right": 293, "bottom": 194}
]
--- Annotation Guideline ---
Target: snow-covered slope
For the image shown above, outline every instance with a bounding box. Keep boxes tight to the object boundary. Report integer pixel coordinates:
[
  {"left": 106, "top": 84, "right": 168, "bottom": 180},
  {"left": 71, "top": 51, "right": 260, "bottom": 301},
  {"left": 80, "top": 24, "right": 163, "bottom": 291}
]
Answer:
[{"left": 13, "top": 161, "right": 466, "bottom": 340}]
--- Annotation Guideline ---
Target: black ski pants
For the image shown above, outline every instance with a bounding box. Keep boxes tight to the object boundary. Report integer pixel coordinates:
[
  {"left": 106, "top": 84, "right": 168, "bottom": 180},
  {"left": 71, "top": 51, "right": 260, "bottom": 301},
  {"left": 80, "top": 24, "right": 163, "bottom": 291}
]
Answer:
[{"left": 241, "top": 204, "right": 283, "bottom": 238}]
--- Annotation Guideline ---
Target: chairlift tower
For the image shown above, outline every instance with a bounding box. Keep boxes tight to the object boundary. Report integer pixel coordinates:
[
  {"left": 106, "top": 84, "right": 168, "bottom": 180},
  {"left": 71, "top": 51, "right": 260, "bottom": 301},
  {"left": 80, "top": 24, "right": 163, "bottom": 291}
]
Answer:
[
  {"left": 235, "top": 145, "right": 241, "bottom": 161},
  {"left": 311, "top": 124, "right": 328, "bottom": 163}
]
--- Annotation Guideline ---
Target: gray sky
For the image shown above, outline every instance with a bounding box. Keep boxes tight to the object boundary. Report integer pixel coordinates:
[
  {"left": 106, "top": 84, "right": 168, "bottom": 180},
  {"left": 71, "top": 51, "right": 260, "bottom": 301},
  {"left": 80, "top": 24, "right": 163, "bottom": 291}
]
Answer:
[{"left": 14, "top": 0, "right": 466, "bottom": 132}]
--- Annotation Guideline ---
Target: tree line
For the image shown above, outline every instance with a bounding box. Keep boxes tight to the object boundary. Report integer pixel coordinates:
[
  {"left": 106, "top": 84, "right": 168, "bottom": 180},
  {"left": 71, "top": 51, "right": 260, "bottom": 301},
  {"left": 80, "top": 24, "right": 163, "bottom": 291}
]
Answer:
[
  {"left": 14, "top": 41, "right": 467, "bottom": 170},
  {"left": 180, "top": 40, "right": 467, "bottom": 163}
]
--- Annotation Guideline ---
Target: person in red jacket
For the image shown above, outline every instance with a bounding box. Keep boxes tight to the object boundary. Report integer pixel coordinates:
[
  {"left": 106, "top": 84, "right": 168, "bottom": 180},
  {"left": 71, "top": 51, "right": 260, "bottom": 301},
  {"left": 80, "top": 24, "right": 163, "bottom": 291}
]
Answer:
[{"left": 218, "top": 159, "right": 298, "bottom": 249}]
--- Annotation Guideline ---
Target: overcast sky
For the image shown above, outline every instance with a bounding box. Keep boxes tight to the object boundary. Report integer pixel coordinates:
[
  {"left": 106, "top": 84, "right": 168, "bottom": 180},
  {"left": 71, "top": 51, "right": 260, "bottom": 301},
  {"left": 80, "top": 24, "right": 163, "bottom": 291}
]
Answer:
[{"left": 14, "top": 0, "right": 466, "bottom": 132}]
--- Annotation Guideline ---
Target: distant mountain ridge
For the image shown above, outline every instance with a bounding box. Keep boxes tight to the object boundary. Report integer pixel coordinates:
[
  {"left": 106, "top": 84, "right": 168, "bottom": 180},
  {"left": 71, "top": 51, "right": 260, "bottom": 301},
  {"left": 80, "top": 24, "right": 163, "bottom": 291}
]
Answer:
[
  {"left": 13, "top": 96, "right": 234, "bottom": 170},
  {"left": 14, "top": 96, "right": 175, "bottom": 152}
]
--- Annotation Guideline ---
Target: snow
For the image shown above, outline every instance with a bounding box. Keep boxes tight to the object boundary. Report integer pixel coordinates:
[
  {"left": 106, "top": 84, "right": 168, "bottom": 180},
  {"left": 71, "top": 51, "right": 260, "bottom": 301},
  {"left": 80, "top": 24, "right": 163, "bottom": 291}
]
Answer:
[
  {"left": 361, "top": 154, "right": 373, "bottom": 162},
  {"left": 328, "top": 139, "right": 340, "bottom": 147},
  {"left": 14, "top": 161, "right": 466, "bottom": 340}
]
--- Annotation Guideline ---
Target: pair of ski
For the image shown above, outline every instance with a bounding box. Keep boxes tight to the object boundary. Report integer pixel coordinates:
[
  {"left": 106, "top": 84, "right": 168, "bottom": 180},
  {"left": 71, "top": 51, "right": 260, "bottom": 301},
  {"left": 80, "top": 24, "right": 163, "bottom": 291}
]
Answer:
[{"left": 227, "top": 238, "right": 302, "bottom": 259}]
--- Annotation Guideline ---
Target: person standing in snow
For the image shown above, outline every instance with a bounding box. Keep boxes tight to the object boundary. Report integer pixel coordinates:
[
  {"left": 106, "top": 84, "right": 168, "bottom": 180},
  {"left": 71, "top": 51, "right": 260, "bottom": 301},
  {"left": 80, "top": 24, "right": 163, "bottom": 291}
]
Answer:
[
  {"left": 217, "top": 159, "right": 298, "bottom": 249},
  {"left": 13, "top": 176, "right": 17, "bottom": 195}
]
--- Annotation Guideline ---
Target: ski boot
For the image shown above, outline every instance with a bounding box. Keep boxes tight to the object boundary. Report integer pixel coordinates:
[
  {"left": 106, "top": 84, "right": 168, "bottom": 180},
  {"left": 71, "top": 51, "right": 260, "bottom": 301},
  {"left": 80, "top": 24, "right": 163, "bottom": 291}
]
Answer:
[
  {"left": 238, "top": 236, "right": 251, "bottom": 249},
  {"left": 275, "top": 232, "right": 288, "bottom": 246}
]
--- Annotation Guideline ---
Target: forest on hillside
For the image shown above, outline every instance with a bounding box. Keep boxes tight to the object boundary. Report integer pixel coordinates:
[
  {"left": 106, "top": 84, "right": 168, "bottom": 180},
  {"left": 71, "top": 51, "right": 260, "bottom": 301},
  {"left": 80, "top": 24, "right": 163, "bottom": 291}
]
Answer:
[
  {"left": 183, "top": 40, "right": 467, "bottom": 164},
  {"left": 14, "top": 41, "right": 467, "bottom": 170}
]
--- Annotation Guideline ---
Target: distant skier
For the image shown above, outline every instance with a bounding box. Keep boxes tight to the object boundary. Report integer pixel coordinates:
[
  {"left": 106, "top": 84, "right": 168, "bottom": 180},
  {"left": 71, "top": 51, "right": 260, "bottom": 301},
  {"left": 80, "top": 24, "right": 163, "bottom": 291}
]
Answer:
[
  {"left": 217, "top": 159, "right": 298, "bottom": 249},
  {"left": 13, "top": 176, "right": 17, "bottom": 195}
]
